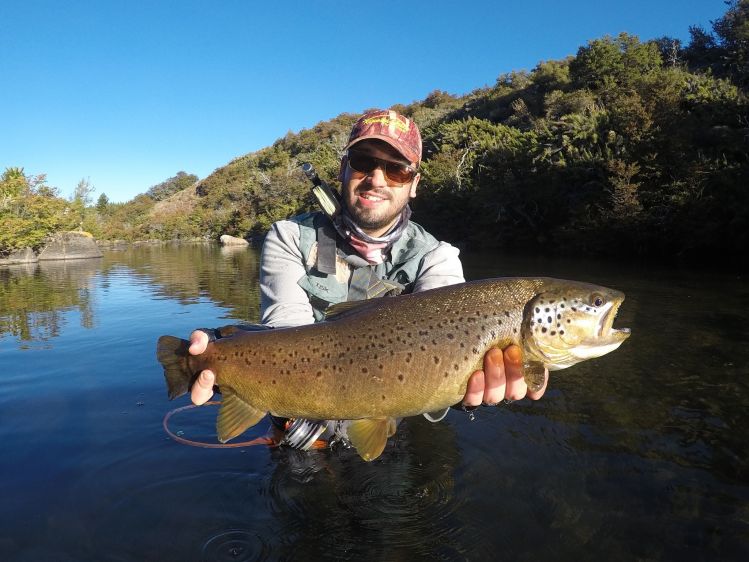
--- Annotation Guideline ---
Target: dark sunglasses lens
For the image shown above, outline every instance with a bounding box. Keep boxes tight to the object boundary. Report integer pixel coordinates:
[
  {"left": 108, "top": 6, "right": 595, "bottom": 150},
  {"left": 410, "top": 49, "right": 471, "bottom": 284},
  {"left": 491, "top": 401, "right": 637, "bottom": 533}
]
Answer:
[
  {"left": 348, "top": 152, "right": 378, "bottom": 174},
  {"left": 385, "top": 164, "right": 415, "bottom": 184},
  {"left": 349, "top": 152, "right": 415, "bottom": 184}
]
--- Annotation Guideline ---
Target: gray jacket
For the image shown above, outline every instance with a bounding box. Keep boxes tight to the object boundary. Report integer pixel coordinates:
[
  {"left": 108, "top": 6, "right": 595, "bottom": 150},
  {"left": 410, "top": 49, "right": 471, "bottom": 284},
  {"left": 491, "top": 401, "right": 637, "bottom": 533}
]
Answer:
[{"left": 259, "top": 212, "right": 465, "bottom": 327}]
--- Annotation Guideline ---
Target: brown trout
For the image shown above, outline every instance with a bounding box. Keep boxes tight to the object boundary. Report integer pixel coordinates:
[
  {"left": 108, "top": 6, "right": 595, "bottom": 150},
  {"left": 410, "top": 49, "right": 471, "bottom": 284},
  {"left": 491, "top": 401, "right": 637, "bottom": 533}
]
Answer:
[{"left": 157, "top": 277, "right": 630, "bottom": 461}]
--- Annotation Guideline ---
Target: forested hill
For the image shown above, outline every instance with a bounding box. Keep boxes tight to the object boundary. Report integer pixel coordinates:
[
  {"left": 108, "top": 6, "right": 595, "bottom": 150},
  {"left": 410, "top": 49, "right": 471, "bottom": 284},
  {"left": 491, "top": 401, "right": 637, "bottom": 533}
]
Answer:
[{"left": 3, "top": 1, "right": 748, "bottom": 268}]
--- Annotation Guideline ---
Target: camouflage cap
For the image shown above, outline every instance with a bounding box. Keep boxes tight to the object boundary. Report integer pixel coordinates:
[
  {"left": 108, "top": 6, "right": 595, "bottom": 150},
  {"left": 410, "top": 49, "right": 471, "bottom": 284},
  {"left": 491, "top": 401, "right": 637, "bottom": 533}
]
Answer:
[{"left": 345, "top": 109, "right": 422, "bottom": 166}]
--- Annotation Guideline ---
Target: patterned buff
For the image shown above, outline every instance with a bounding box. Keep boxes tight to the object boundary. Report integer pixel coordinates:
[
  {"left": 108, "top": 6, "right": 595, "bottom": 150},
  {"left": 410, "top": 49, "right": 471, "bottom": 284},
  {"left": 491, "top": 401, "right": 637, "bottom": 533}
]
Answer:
[{"left": 335, "top": 206, "right": 412, "bottom": 265}]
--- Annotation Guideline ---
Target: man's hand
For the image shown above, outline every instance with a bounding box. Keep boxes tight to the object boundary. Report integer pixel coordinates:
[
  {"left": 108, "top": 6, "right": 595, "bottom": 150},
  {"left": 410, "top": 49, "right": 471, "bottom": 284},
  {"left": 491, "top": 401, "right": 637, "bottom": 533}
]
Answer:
[
  {"left": 462, "top": 345, "right": 548, "bottom": 407},
  {"left": 188, "top": 330, "right": 216, "bottom": 405}
]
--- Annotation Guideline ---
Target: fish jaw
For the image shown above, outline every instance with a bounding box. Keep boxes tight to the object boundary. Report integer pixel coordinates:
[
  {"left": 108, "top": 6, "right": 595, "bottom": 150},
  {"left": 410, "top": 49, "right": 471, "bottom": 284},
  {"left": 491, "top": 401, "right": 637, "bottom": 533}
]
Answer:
[{"left": 523, "top": 283, "right": 631, "bottom": 370}]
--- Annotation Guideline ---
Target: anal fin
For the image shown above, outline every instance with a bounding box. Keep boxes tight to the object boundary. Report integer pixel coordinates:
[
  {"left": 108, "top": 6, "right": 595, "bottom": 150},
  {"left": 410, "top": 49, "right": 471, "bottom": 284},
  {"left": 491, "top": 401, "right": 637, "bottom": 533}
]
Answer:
[
  {"left": 217, "top": 389, "right": 266, "bottom": 443},
  {"left": 347, "top": 418, "right": 396, "bottom": 461}
]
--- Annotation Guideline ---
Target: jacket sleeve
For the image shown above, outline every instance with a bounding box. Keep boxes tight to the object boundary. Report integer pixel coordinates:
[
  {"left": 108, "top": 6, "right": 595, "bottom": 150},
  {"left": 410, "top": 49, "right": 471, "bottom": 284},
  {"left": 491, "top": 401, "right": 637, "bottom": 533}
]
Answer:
[
  {"left": 412, "top": 241, "right": 465, "bottom": 292},
  {"left": 259, "top": 220, "right": 316, "bottom": 328}
]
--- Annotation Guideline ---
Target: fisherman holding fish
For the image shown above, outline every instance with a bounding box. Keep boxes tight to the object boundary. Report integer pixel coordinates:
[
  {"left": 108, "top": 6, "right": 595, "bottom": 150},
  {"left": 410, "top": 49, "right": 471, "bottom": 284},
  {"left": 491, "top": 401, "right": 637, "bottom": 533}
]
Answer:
[{"left": 185, "top": 110, "right": 549, "bottom": 450}]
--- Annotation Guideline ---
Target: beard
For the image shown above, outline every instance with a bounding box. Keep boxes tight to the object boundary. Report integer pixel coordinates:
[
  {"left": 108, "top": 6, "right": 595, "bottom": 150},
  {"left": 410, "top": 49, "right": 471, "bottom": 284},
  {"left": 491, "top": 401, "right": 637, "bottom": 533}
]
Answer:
[{"left": 344, "top": 198, "right": 408, "bottom": 233}]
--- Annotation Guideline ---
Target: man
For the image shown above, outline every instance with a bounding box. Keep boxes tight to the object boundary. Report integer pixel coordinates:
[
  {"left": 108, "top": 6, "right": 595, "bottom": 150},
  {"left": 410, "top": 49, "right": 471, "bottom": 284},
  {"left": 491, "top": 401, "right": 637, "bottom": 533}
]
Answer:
[{"left": 188, "top": 109, "right": 548, "bottom": 446}]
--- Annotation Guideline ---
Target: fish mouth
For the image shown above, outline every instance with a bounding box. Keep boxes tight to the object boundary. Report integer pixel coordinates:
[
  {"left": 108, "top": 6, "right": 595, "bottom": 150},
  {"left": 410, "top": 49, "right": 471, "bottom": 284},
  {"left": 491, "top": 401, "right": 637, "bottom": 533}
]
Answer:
[{"left": 598, "top": 298, "right": 631, "bottom": 342}]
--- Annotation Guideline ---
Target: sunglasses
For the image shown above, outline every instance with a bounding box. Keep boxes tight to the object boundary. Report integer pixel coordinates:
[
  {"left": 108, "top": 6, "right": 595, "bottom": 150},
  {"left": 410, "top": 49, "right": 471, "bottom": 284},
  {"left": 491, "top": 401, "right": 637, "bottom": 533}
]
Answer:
[{"left": 347, "top": 150, "right": 418, "bottom": 185}]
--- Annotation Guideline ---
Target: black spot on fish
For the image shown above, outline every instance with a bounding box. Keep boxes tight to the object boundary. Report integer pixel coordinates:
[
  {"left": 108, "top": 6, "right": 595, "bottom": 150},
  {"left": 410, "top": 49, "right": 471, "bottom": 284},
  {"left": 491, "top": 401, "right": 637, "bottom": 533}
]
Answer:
[
  {"left": 513, "top": 328, "right": 517, "bottom": 334},
  {"left": 382, "top": 395, "right": 386, "bottom": 401},
  {"left": 447, "top": 333, "right": 454, "bottom": 340},
  {"left": 545, "top": 308, "right": 550, "bottom": 313},
  {"left": 541, "top": 327, "right": 547, "bottom": 333},
  {"left": 547, "top": 316, "right": 552, "bottom": 323},
  {"left": 398, "top": 374, "right": 404, "bottom": 382},
  {"left": 567, "top": 319, "right": 571, "bottom": 323},
  {"left": 362, "top": 367, "right": 368, "bottom": 374},
  {"left": 504, "top": 311, "right": 510, "bottom": 317},
  {"left": 272, "top": 379, "right": 276, "bottom": 385},
  {"left": 560, "top": 330, "right": 565, "bottom": 335},
  {"left": 341, "top": 384, "right": 346, "bottom": 391},
  {"left": 433, "top": 356, "right": 440, "bottom": 365},
  {"left": 453, "top": 364, "right": 459, "bottom": 371},
  {"left": 550, "top": 331, "right": 556, "bottom": 336},
  {"left": 316, "top": 371, "right": 322, "bottom": 377}
]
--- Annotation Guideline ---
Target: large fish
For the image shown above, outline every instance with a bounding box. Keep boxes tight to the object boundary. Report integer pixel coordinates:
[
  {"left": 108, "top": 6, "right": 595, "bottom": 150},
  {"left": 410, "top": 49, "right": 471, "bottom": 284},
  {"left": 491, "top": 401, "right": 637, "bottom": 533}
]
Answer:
[{"left": 157, "top": 277, "right": 630, "bottom": 461}]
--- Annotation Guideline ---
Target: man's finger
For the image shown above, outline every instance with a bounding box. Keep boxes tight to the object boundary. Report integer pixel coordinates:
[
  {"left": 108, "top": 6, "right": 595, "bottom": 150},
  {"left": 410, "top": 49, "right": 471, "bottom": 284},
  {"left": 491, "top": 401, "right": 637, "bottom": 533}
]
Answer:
[
  {"left": 462, "top": 370, "right": 485, "bottom": 407},
  {"left": 503, "top": 345, "right": 528, "bottom": 400},
  {"left": 482, "top": 347, "right": 506, "bottom": 405},
  {"left": 189, "top": 330, "right": 209, "bottom": 356},
  {"left": 190, "top": 369, "right": 215, "bottom": 405}
]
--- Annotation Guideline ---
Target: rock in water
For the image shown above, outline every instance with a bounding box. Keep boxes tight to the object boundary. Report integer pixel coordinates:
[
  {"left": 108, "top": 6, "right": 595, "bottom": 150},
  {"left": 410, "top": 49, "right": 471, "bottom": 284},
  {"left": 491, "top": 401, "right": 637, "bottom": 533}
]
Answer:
[
  {"left": 38, "top": 232, "right": 102, "bottom": 261},
  {"left": 219, "top": 235, "right": 249, "bottom": 246}
]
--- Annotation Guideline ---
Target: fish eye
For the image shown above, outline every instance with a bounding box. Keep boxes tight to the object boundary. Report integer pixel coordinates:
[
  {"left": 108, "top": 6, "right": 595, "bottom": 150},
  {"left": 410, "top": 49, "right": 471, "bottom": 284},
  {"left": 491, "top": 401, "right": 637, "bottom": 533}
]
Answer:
[{"left": 591, "top": 294, "right": 605, "bottom": 307}]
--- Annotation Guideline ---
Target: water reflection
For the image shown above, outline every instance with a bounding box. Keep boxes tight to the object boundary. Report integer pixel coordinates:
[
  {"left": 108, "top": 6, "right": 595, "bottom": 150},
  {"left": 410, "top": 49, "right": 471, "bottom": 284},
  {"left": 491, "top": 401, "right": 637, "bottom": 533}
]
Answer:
[
  {"left": 1, "top": 244, "right": 748, "bottom": 559},
  {"left": 0, "top": 243, "right": 263, "bottom": 345},
  {"left": 0, "top": 259, "right": 99, "bottom": 345}
]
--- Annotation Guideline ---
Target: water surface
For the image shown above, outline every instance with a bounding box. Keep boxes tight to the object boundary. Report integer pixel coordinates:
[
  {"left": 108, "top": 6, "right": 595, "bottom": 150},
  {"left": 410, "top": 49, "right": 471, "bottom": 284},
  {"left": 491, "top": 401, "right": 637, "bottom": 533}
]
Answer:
[{"left": 1, "top": 243, "right": 747, "bottom": 561}]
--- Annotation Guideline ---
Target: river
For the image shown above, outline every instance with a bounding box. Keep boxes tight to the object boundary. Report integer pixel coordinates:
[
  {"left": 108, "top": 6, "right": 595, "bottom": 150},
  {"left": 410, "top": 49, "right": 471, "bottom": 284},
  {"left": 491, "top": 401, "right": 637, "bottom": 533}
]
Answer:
[{"left": 1, "top": 243, "right": 747, "bottom": 561}]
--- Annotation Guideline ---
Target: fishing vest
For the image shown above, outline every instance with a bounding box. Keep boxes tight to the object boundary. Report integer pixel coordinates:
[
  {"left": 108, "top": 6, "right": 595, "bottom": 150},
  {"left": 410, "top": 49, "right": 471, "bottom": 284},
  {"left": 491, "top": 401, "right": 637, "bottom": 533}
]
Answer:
[{"left": 293, "top": 212, "right": 439, "bottom": 321}]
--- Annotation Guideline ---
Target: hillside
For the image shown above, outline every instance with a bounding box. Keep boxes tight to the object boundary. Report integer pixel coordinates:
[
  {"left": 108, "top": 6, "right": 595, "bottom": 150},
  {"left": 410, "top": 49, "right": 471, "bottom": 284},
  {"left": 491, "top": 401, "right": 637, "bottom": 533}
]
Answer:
[{"left": 6, "top": 1, "right": 746, "bottom": 267}]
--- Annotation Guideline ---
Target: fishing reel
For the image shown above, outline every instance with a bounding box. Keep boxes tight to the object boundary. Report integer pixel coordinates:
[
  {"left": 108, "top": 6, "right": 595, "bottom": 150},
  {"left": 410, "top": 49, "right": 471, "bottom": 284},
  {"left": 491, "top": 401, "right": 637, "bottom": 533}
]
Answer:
[
  {"left": 280, "top": 418, "right": 328, "bottom": 451},
  {"left": 302, "top": 162, "right": 342, "bottom": 219}
]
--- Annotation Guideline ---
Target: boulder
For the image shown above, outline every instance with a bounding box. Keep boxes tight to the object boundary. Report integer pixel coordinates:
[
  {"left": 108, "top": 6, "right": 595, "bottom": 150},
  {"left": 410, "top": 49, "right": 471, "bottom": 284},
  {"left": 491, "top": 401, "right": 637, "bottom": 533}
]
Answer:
[
  {"left": 0, "top": 247, "right": 37, "bottom": 266},
  {"left": 37, "top": 232, "right": 102, "bottom": 261},
  {"left": 219, "top": 234, "right": 249, "bottom": 246}
]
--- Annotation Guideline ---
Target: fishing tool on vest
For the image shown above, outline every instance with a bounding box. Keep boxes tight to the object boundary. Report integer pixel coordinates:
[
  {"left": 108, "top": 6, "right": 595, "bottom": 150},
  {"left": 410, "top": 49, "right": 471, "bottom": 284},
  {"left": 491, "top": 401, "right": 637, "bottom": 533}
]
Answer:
[{"left": 302, "top": 162, "right": 341, "bottom": 219}]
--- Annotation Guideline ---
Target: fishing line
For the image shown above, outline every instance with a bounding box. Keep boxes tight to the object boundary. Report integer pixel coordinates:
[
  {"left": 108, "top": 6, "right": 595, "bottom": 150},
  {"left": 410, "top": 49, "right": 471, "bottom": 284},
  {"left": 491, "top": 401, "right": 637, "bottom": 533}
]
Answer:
[{"left": 162, "top": 401, "right": 277, "bottom": 449}]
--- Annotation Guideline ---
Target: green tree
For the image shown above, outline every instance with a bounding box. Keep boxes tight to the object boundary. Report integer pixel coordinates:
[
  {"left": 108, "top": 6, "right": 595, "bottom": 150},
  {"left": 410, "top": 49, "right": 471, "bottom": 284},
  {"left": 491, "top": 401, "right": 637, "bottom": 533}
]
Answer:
[
  {"left": 96, "top": 193, "right": 110, "bottom": 214},
  {"left": 146, "top": 171, "right": 198, "bottom": 201}
]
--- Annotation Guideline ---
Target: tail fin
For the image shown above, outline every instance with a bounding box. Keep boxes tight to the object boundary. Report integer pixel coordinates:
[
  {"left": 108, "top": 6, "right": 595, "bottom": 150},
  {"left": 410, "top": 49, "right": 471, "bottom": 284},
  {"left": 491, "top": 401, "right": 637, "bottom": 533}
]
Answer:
[{"left": 156, "top": 335, "right": 194, "bottom": 400}]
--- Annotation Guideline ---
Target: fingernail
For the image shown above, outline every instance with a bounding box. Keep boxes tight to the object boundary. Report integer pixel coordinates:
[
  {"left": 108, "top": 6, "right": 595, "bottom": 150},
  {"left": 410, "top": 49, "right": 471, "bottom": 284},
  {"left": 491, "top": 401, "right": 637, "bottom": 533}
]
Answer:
[
  {"left": 488, "top": 347, "right": 503, "bottom": 367},
  {"left": 505, "top": 346, "right": 522, "bottom": 365}
]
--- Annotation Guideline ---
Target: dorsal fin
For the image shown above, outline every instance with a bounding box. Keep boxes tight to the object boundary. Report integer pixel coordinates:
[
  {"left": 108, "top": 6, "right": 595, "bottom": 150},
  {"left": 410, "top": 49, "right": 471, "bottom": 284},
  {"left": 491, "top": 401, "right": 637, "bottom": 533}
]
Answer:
[{"left": 324, "top": 299, "right": 380, "bottom": 320}]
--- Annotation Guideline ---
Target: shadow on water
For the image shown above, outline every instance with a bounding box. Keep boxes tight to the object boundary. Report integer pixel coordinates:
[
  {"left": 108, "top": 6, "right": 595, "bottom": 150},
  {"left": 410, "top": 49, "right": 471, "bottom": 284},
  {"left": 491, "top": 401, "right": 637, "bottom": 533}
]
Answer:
[{"left": 1, "top": 244, "right": 748, "bottom": 560}]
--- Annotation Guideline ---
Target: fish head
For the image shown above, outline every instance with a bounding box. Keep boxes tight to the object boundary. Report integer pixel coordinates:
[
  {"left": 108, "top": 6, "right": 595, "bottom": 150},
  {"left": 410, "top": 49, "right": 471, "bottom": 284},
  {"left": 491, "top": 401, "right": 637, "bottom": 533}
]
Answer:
[{"left": 522, "top": 281, "right": 631, "bottom": 370}]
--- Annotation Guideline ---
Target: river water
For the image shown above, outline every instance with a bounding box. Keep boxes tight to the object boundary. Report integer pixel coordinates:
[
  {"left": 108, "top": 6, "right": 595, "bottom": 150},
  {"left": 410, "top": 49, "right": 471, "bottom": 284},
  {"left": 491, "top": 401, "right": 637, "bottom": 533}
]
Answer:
[{"left": 0, "top": 243, "right": 747, "bottom": 561}]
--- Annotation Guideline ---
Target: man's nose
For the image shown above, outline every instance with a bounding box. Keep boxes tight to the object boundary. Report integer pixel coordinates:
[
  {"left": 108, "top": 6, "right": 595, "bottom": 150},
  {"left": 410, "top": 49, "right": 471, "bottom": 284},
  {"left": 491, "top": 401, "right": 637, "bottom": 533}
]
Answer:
[{"left": 367, "top": 165, "right": 388, "bottom": 187}]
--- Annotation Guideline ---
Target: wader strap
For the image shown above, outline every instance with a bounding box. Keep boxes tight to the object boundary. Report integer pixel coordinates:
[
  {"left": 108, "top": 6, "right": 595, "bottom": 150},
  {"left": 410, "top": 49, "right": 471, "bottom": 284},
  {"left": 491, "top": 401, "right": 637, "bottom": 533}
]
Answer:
[
  {"left": 348, "top": 266, "right": 405, "bottom": 301},
  {"left": 348, "top": 267, "right": 372, "bottom": 301},
  {"left": 316, "top": 223, "right": 337, "bottom": 275}
]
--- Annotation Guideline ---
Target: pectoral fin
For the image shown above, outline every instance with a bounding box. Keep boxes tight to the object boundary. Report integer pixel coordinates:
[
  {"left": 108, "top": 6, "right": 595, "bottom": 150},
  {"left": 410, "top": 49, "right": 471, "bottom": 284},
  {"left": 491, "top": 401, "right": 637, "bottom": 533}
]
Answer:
[
  {"left": 523, "top": 361, "right": 547, "bottom": 393},
  {"left": 347, "top": 418, "right": 395, "bottom": 461},
  {"left": 423, "top": 408, "right": 450, "bottom": 423},
  {"left": 216, "top": 389, "right": 266, "bottom": 442}
]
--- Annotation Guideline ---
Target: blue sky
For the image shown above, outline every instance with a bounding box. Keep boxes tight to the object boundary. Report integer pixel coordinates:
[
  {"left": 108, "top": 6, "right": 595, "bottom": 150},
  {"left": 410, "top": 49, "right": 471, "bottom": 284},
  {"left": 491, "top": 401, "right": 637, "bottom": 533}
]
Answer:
[{"left": 0, "top": 0, "right": 729, "bottom": 202}]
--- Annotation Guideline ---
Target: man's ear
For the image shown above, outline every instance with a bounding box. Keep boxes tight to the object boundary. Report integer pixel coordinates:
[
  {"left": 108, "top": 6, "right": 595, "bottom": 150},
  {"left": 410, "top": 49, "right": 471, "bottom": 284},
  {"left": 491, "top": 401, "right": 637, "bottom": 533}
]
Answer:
[
  {"left": 338, "top": 156, "right": 348, "bottom": 182},
  {"left": 409, "top": 173, "right": 420, "bottom": 198}
]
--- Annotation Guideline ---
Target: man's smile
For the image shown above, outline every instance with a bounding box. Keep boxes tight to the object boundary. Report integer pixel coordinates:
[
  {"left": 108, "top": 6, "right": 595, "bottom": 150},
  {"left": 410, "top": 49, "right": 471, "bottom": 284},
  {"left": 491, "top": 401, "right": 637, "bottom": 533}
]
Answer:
[{"left": 357, "top": 191, "right": 389, "bottom": 205}]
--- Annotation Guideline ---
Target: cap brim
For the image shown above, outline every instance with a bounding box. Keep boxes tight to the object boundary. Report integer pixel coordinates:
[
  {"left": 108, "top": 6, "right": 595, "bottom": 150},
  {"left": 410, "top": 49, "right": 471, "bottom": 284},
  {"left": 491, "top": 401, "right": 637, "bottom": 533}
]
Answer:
[{"left": 345, "top": 135, "right": 420, "bottom": 167}]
